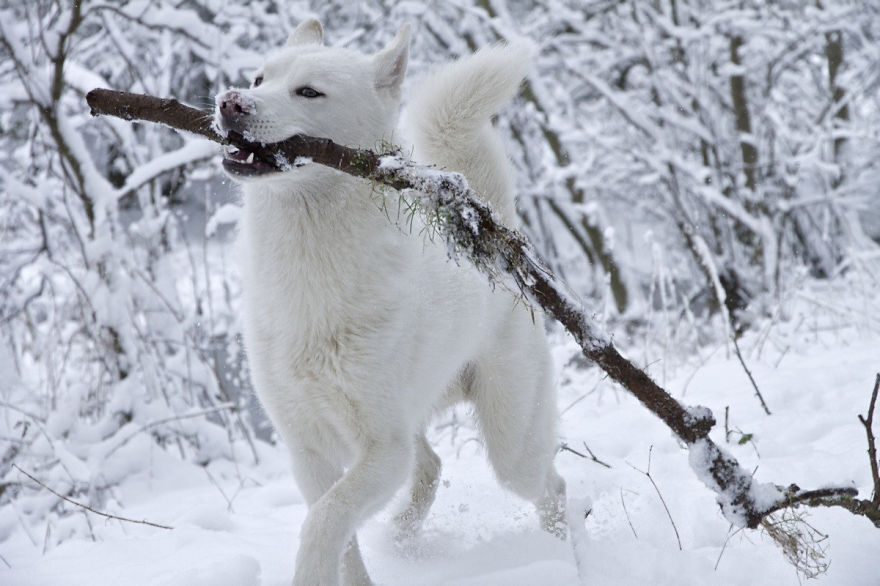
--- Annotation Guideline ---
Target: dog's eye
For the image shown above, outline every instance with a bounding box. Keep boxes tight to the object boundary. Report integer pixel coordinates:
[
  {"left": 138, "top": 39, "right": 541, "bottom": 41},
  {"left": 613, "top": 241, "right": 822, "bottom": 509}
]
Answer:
[
  {"left": 253, "top": 75, "right": 263, "bottom": 88},
  {"left": 295, "top": 86, "right": 323, "bottom": 98}
]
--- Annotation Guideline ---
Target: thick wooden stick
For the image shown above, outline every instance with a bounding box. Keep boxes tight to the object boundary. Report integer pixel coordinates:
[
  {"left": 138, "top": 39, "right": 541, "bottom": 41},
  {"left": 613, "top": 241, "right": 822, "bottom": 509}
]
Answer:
[
  {"left": 86, "top": 88, "right": 410, "bottom": 189},
  {"left": 86, "top": 87, "right": 879, "bottom": 530}
]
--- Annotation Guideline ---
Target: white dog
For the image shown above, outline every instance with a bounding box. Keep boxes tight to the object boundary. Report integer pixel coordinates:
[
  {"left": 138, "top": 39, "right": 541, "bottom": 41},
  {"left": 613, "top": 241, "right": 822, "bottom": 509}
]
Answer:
[{"left": 216, "top": 19, "right": 566, "bottom": 586}]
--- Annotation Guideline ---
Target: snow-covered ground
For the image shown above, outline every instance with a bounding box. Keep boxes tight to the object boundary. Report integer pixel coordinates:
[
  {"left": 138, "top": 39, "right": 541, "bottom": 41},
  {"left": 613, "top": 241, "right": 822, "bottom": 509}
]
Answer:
[{"left": 3, "top": 320, "right": 879, "bottom": 585}]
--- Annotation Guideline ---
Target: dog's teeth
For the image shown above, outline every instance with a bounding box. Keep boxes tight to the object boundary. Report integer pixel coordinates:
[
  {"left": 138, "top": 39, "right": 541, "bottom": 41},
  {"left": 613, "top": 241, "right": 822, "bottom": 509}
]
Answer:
[{"left": 246, "top": 152, "right": 255, "bottom": 164}]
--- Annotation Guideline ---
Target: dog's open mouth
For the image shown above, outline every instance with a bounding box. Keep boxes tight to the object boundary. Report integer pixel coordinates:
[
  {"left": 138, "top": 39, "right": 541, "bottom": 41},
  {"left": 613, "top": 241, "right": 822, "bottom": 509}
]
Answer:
[{"left": 222, "top": 145, "right": 277, "bottom": 177}]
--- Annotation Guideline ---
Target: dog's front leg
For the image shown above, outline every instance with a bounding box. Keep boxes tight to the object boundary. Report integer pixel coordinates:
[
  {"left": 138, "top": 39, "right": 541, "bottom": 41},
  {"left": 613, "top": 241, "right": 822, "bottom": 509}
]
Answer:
[
  {"left": 284, "top": 442, "right": 370, "bottom": 585},
  {"left": 292, "top": 434, "right": 412, "bottom": 586}
]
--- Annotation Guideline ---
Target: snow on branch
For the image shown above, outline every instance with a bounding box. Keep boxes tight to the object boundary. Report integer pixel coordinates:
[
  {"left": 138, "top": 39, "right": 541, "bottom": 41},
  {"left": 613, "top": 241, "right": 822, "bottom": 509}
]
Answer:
[{"left": 85, "top": 88, "right": 880, "bottom": 532}]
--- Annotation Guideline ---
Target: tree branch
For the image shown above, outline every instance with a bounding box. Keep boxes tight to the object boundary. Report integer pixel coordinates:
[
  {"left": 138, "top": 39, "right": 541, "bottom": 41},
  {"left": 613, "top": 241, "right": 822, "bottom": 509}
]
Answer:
[{"left": 85, "top": 88, "right": 880, "bottom": 531}]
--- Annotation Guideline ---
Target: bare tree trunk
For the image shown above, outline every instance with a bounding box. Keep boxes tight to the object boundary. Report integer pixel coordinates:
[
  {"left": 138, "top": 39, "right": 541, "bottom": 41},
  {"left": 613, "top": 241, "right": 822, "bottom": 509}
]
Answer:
[
  {"left": 824, "top": 29, "right": 849, "bottom": 176},
  {"left": 729, "top": 35, "right": 758, "bottom": 193}
]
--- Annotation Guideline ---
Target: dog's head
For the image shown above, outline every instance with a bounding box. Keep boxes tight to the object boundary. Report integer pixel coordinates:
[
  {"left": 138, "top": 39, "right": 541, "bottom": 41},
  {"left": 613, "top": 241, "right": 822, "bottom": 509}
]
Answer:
[{"left": 216, "top": 19, "right": 410, "bottom": 180}]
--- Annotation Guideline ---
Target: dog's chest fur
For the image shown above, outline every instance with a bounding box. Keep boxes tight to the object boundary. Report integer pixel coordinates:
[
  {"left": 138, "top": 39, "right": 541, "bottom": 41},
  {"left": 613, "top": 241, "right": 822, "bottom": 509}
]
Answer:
[
  {"left": 237, "top": 171, "right": 490, "bottom": 439},
  {"left": 242, "top": 179, "right": 400, "bottom": 364}
]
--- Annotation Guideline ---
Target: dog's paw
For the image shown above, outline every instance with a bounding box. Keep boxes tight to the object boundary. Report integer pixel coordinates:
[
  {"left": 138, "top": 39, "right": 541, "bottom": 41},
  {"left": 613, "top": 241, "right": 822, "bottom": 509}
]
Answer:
[{"left": 391, "top": 507, "right": 424, "bottom": 544}]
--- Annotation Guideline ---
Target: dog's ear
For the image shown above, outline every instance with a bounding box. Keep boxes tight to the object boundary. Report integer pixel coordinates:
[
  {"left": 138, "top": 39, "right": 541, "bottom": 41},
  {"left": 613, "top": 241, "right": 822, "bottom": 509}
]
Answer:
[
  {"left": 374, "top": 24, "right": 410, "bottom": 91},
  {"left": 287, "top": 18, "right": 323, "bottom": 47}
]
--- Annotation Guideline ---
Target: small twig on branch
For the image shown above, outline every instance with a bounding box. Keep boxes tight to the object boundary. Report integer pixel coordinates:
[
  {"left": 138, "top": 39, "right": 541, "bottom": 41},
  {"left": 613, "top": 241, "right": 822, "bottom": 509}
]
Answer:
[
  {"left": 84, "top": 87, "right": 880, "bottom": 536},
  {"left": 754, "top": 484, "right": 880, "bottom": 530},
  {"left": 858, "top": 374, "right": 880, "bottom": 507},
  {"left": 722, "top": 406, "right": 760, "bottom": 457},
  {"left": 12, "top": 464, "right": 173, "bottom": 530},
  {"left": 761, "top": 510, "right": 829, "bottom": 579}
]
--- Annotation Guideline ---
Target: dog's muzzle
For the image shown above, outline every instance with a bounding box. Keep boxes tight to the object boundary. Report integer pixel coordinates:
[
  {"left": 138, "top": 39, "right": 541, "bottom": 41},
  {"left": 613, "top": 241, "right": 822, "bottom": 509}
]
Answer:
[{"left": 216, "top": 91, "right": 276, "bottom": 177}]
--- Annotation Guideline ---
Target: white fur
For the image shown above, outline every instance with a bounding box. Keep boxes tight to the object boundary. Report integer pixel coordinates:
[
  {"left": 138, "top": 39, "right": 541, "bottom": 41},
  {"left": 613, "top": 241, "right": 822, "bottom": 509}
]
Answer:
[{"left": 218, "top": 19, "right": 565, "bottom": 586}]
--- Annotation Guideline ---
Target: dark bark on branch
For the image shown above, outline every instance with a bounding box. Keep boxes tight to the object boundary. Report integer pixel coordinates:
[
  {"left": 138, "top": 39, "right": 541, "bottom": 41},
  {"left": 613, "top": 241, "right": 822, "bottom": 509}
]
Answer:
[
  {"left": 86, "top": 89, "right": 411, "bottom": 190},
  {"left": 85, "top": 87, "right": 880, "bottom": 531}
]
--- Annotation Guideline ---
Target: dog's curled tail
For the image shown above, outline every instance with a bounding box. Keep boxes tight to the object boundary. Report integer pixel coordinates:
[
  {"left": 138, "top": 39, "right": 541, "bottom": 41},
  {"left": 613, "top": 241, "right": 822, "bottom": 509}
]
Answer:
[{"left": 405, "top": 41, "right": 534, "bottom": 223}]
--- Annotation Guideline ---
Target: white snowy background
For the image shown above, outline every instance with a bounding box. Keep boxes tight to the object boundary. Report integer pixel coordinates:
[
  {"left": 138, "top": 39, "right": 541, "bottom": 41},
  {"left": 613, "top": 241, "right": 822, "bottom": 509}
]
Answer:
[{"left": 2, "top": 1, "right": 880, "bottom": 585}]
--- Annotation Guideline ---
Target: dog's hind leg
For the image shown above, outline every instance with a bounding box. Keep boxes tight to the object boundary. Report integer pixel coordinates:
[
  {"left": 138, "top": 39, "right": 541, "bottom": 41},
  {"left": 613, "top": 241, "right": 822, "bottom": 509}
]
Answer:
[
  {"left": 470, "top": 328, "right": 567, "bottom": 538},
  {"left": 292, "top": 432, "right": 412, "bottom": 586},
  {"left": 393, "top": 433, "right": 441, "bottom": 538}
]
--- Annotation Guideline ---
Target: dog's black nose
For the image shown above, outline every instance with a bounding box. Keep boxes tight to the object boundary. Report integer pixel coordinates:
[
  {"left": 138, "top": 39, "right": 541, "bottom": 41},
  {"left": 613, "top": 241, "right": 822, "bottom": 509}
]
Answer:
[{"left": 218, "top": 90, "right": 254, "bottom": 129}]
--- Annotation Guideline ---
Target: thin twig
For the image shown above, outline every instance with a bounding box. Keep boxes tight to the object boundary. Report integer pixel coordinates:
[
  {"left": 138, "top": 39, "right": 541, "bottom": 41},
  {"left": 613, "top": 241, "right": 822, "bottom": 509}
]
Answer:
[
  {"left": 724, "top": 405, "right": 731, "bottom": 443},
  {"left": 560, "top": 443, "right": 587, "bottom": 458},
  {"left": 560, "top": 392, "right": 588, "bottom": 416},
  {"left": 858, "top": 373, "right": 880, "bottom": 506},
  {"left": 620, "top": 487, "right": 639, "bottom": 540},
  {"left": 628, "top": 446, "right": 682, "bottom": 550},
  {"left": 723, "top": 406, "right": 761, "bottom": 457},
  {"left": 583, "top": 441, "right": 612, "bottom": 468},
  {"left": 203, "top": 467, "right": 235, "bottom": 512},
  {"left": 12, "top": 464, "right": 173, "bottom": 530},
  {"left": 731, "top": 335, "right": 771, "bottom": 415},
  {"left": 42, "top": 520, "right": 51, "bottom": 555},
  {"left": 103, "top": 403, "right": 236, "bottom": 459},
  {"left": 560, "top": 441, "right": 612, "bottom": 469},
  {"left": 714, "top": 525, "right": 745, "bottom": 571}
]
